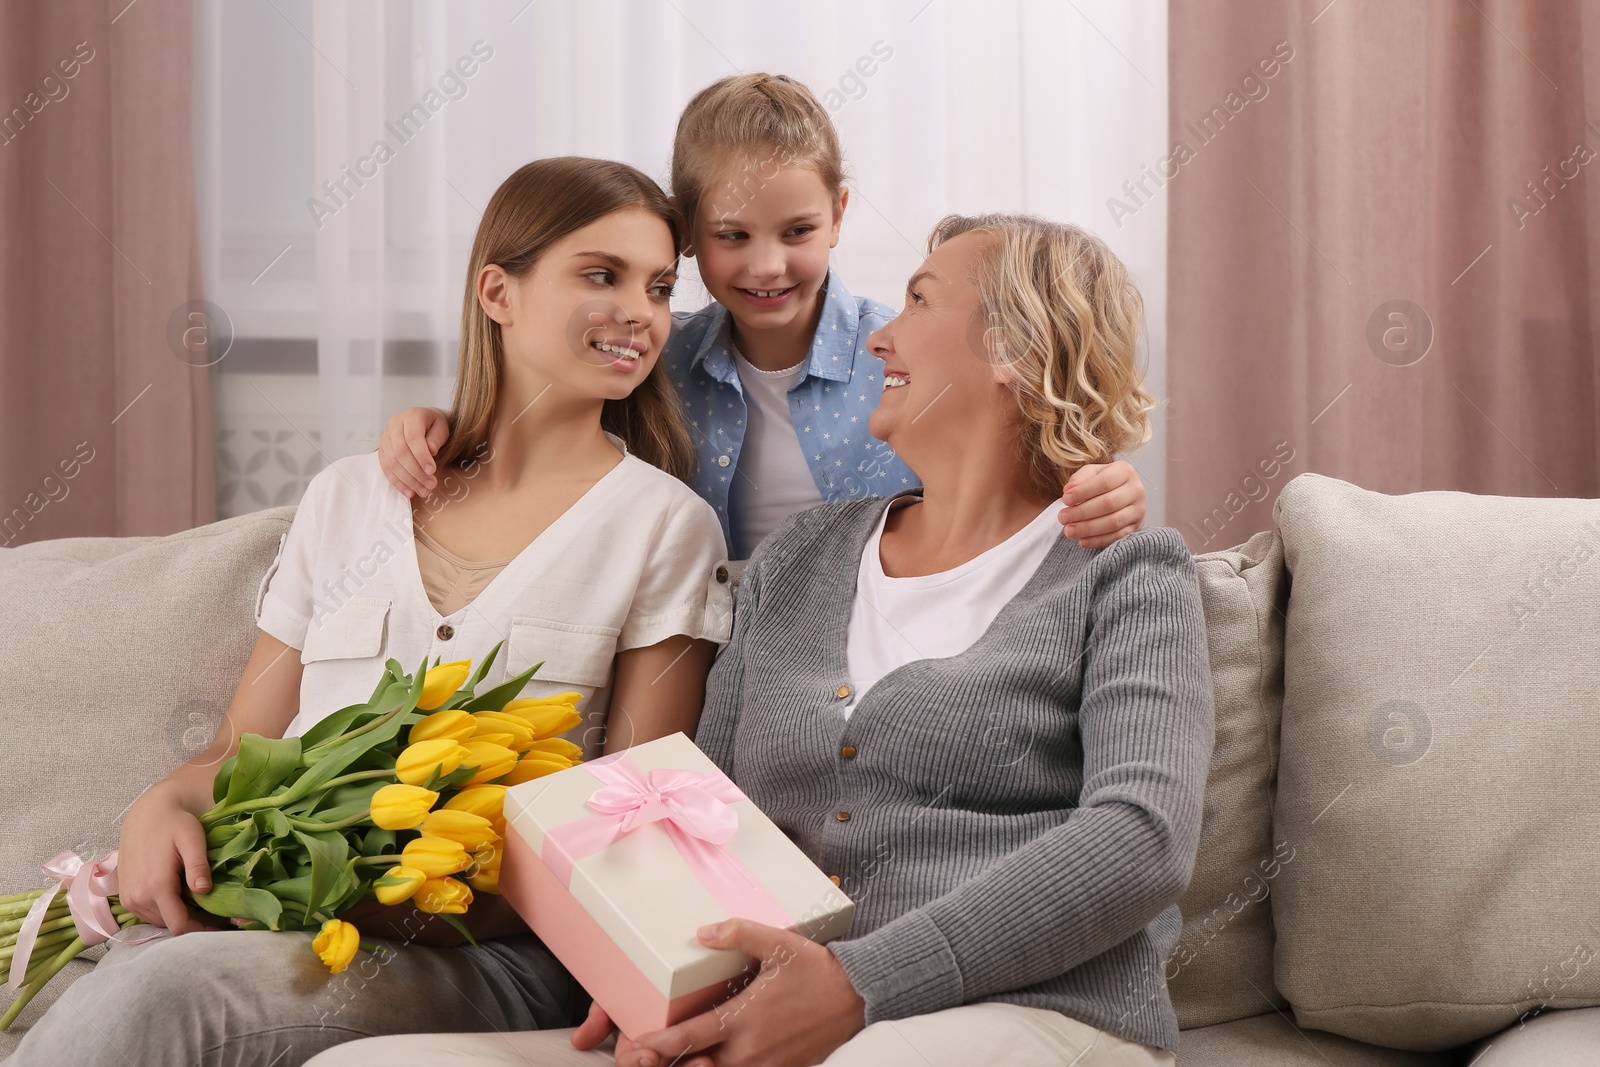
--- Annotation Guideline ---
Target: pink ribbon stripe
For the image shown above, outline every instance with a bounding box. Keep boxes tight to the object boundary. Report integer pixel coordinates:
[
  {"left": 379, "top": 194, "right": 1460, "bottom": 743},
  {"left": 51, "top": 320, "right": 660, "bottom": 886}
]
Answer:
[{"left": 540, "top": 752, "right": 792, "bottom": 929}]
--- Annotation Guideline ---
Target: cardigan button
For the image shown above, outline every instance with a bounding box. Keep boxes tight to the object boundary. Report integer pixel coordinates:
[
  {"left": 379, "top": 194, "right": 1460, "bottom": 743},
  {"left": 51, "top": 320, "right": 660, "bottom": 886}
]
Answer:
[
  {"left": 435, "top": 623, "right": 455, "bottom": 641},
  {"left": 835, "top": 810, "right": 851, "bottom": 822},
  {"left": 840, "top": 745, "right": 857, "bottom": 759},
  {"left": 835, "top": 684, "right": 852, "bottom": 700},
  {"left": 829, "top": 874, "right": 842, "bottom": 887},
  {"left": 714, "top": 565, "right": 729, "bottom": 583}
]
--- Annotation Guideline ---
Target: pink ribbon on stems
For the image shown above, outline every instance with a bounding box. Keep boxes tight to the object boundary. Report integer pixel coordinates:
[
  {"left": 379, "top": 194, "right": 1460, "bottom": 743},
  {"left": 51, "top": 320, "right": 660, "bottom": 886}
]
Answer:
[
  {"left": 541, "top": 752, "right": 792, "bottom": 929},
  {"left": 7, "top": 849, "right": 164, "bottom": 990}
]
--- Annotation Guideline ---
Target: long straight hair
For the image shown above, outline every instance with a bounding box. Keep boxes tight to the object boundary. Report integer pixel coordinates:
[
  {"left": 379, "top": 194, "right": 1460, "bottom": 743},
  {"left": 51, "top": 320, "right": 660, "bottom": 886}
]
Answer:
[{"left": 434, "top": 157, "right": 695, "bottom": 481}]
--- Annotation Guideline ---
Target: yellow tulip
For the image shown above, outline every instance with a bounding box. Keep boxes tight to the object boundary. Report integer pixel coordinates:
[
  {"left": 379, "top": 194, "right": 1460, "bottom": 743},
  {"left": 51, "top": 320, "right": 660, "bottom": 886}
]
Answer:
[
  {"left": 395, "top": 738, "right": 470, "bottom": 787},
  {"left": 521, "top": 738, "right": 583, "bottom": 763},
  {"left": 369, "top": 784, "right": 439, "bottom": 830},
  {"left": 401, "top": 834, "right": 472, "bottom": 878},
  {"left": 469, "top": 731, "right": 518, "bottom": 750},
  {"left": 465, "top": 847, "right": 501, "bottom": 894},
  {"left": 372, "top": 864, "right": 426, "bottom": 905},
  {"left": 498, "top": 699, "right": 582, "bottom": 740},
  {"left": 503, "top": 692, "right": 581, "bottom": 710},
  {"left": 459, "top": 740, "right": 518, "bottom": 785},
  {"left": 501, "top": 754, "right": 573, "bottom": 786},
  {"left": 418, "top": 659, "right": 471, "bottom": 711},
  {"left": 409, "top": 708, "right": 476, "bottom": 745},
  {"left": 472, "top": 711, "right": 535, "bottom": 746},
  {"left": 419, "top": 809, "right": 499, "bottom": 852},
  {"left": 414, "top": 876, "right": 473, "bottom": 914},
  {"left": 312, "top": 918, "right": 360, "bottom": 974},
  {"left": 443, "top": 785, "right": 506, "bottom": 835}
]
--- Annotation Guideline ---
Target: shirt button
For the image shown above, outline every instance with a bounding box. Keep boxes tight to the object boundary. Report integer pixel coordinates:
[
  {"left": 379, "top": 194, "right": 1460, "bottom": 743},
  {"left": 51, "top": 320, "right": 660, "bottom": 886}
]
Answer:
[
  {"left": 835, "top": 811, "right": 851, "bottom": 822},
  {"left": 840, "top": 744, "right": 857, "bottom": 759},
  {"left": 829, "top": 874, "right": 842, "bottom": 886},
  {"left": 835, "top": 684, "right": 852, "bottom": 700},
  {"left": 717, "top": 455, "right": 731, "bottom": 467},
  {"left": 436, "top": 623, "right": 455, "bottom": 641},
  {"left": 715, "top": 565, "right": 729, "bottom": 583}
]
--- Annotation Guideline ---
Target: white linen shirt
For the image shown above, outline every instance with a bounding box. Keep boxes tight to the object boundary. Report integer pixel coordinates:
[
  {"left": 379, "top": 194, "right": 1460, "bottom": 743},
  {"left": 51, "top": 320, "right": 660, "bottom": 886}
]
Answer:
[{"left": 255, "top": 437, "right": 734, "bottom": 750}]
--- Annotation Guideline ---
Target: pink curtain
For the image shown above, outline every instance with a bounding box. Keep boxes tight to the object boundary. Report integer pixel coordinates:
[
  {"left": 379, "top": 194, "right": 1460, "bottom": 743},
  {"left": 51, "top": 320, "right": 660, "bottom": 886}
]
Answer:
[
  {"left": 0, "top": 0, "right": 213, "bottom": 547},
  {"left": 1167, "top": 0, "right": 1599, "bottom": 551}
]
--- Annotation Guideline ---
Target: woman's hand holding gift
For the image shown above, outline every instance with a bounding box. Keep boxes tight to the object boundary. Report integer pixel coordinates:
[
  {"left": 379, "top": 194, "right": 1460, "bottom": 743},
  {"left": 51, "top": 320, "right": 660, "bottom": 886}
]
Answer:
[{"left": 615, "top": 918, "right": 866, "bottom": 1067}]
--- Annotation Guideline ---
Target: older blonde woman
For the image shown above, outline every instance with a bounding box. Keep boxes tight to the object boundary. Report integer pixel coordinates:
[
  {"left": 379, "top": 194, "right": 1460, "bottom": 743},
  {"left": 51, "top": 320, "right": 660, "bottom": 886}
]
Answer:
[{"left": 314, "top": 214, "right": 1214, "bottom": 1067}]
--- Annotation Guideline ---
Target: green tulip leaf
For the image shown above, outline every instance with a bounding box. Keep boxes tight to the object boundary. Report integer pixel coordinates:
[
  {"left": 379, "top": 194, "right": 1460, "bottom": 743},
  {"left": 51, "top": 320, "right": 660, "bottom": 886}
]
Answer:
[
  {"left": 359, "top": 827, "right": 397, "bottom": 857},
  {"left": 224, "top": 733, "right": 304, "bottom": 807},
  {"left": 461, "top": 661, "right": 543, "bottom": 712},
  {"left": 293, "top": 829, "right": 354, "bottom": 924},
  {"left": 254, "top": 808, "right": 294, "bottom": 840},
  {"left": 208, "top": 821, "right": 260, "bottom": 866},
  {"left": 266, "top": 874, "right": 313, "bottom": 907},
  {"left": 435, "top": 912, "right": 479, "bottom": 949},
  {"left": 302, "top": 779, "right": 385, "bottom": 823},
  {"left": 191, "top": 883, "right": 283, "bottom": 931},
  {"left": 461, "top": 640, "right": 504, "bottom": 694},
  {"left": 212, "top": 754, "right": 238, "bottom": 805},
  {"left": 236, "top": 847, "right": 271, "bottom": 881}
]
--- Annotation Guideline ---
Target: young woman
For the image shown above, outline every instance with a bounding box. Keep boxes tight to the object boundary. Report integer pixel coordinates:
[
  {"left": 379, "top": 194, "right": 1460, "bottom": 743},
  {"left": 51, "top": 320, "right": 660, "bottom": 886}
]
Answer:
[
  {"left": 6, "top": 157, "right": 732, "bottom": 1067},
  {"left": 377, "top": 74, "right": 1150, "bottom": 561},
  {"left": 310, "top": 217, "right": 1214, "bottom": 1067}
]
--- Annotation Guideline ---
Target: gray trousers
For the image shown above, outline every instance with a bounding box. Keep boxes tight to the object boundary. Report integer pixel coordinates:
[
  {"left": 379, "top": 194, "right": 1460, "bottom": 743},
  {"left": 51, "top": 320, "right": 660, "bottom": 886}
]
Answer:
[{"left": 3, "top": 924, "right": 587, "bottom": 1066}]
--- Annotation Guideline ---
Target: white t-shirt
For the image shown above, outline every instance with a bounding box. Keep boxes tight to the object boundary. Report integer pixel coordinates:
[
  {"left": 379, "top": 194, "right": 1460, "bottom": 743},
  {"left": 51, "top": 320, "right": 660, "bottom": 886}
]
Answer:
[
  {"left": 843, "top": 495, "right": 1063, "bottom": 718},
  {"left": 727, "top": 349, "right": 824, "bottom": 559},
  {"left": 255, "top": 435, "right": 734, "bottom": 749}
]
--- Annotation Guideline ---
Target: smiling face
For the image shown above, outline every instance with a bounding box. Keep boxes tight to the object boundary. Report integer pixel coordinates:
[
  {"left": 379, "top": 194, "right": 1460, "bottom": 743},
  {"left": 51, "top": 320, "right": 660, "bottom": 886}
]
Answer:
[
  {"left": 866, "top": 230, "right": 1014, "bottom": 457},
  {"left": 690, "top": 161, "right": 844, "bottom": 342},
  {"left": 482, "top": 206, "right": 678, "bottom": 405}
]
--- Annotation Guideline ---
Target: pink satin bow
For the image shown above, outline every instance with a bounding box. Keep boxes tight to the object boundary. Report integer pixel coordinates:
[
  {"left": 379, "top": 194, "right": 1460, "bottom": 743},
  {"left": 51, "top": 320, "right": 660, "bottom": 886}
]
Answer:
[
  {"left": 541, "top": 753, "right": 792, "bottom": 928},
  {"left": 6, "top": 849, "right": 161, "bottom": 990}
]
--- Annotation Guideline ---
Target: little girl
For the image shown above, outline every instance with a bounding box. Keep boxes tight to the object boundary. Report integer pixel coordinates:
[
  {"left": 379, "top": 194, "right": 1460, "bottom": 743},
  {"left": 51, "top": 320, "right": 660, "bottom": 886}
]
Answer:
[
  {"left": 378, "top": 74, "right": 1149, "bottom": 558},
  {"left": 6, "top": 157, "right": 731, "bottom": 1067}
]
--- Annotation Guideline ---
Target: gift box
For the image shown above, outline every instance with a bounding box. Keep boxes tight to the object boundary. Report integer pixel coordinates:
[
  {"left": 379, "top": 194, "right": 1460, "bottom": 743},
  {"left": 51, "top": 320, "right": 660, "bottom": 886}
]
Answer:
[{"left": 500, "top": 731, "right": 855, "bottom": 1039}]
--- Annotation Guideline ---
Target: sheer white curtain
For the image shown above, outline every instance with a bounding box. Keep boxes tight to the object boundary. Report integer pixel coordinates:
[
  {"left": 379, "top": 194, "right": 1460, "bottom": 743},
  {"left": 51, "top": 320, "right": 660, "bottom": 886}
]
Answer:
[{"left": 194, "top": 0, "right": 1167, "bottom": 520}]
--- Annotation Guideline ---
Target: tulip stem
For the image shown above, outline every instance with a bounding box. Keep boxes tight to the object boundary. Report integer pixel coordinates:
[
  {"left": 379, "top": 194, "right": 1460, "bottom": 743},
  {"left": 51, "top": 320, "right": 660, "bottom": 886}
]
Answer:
[
  {"left": 288, "top": 810, "right": 372, "bottom": 833},
  {"left": 0, "top": 913, "right": 80, "bottom": 947},
  {"left": 351, "top": 856, "right": 403, "bottom": 867},
  {"left": 0, "top": 929, "right": 93, "bottom": 1031},
  {"left": 200, "top": 769, "right": 394, "bottom": 828},
  {"left": 0, "top": 902, "right": 68, "bottom": 933},
  {"left": 0, "top": 927, "right": 78, "bottom": 964},
  {"left": 302, "top": 699, "right": 412, "bottom": 764}
]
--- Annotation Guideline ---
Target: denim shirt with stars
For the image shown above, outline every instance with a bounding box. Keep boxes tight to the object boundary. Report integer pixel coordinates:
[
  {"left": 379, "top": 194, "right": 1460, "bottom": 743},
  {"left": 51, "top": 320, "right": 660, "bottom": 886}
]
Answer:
[{"left": 662, "top": 269, "right": 919, "bottom": 554}]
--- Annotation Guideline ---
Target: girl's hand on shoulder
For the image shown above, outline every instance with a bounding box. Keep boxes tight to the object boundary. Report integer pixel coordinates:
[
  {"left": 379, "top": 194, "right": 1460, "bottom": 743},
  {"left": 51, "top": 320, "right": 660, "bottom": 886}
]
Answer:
[
  {"left": 1060, "top": 460, "right": 1146, "bottom": 548},
  {"left": 378, "top": 406, "right": 451, "bottom": 498}
]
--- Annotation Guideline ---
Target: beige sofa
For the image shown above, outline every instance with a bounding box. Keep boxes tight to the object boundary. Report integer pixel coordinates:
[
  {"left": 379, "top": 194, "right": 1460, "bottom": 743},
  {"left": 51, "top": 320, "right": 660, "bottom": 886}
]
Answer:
[{"left": 2, "top": 472, "right": 1597, "bottom": 1064}]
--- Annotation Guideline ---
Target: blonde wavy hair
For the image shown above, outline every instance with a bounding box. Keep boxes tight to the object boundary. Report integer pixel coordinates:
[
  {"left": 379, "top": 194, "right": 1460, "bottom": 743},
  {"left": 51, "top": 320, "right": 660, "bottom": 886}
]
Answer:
[
  {"left": 930, "top": 213, "right": 1154, "bottom": 498},
  {"left": 670, "top": 73, "right": 845, "bottom": 236}
]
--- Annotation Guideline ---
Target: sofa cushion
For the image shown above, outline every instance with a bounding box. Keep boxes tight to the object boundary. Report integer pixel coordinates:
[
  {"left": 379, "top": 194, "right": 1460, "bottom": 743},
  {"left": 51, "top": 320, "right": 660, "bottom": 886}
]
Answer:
[
  {"left": 1176, "top": 1011, "right": 1461, "bottom": 1066},
  {"left": 0, "top": 505, "right": 294, "bottom": 1043},
  {"left": 1269, "top": 473, "right": 1600, "bottom": 1050},
  {"left": 1168, "top": 529, "right": 1288, "bottom": 1030},
  {"left": 1466, "top": 1005, "right": 1600, "bottom": 1067}
]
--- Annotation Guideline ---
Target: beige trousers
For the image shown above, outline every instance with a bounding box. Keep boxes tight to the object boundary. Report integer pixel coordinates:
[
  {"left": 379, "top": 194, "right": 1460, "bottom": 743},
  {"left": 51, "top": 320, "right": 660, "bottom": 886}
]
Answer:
[{"left": 304, "top": 1001, "right": 1176, "bottom": 1067}]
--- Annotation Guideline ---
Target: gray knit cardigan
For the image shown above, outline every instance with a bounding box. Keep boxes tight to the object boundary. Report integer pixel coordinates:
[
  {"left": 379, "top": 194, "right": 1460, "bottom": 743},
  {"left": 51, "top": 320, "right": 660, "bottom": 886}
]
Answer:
[{"left": 694, "top": 492, "right": 1215, "bottom": 1053}]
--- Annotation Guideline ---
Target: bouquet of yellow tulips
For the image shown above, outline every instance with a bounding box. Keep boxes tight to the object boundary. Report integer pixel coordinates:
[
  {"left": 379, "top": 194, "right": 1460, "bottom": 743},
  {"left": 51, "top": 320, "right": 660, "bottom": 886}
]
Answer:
[{"left": 0, "top": 642, "right": 583, "bottom": 1030}]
